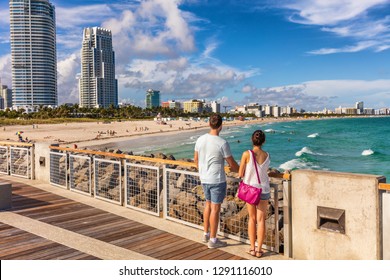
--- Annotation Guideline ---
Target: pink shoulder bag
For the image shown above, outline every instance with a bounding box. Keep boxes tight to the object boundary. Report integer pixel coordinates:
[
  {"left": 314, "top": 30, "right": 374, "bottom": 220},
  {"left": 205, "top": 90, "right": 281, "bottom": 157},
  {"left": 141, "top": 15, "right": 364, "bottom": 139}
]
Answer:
[{"left": 237, "top": 150, "right": 262, "bottom": 205}]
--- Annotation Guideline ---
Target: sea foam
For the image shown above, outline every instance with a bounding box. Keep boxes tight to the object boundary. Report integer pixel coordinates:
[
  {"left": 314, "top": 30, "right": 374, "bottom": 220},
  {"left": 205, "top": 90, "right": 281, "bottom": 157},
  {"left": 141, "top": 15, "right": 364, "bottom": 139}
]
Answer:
[
  {"left": 307, "top": 133, "right": 319, "bottom": 138},
  {"left": 295, "top": 147, "right": 314, "bottom": 157},
  {"left": 362, "top": 149, "right": 374, "bottom": 156},
  {"left": 279, "top": 159, "right": 309, "bottom": 170}
]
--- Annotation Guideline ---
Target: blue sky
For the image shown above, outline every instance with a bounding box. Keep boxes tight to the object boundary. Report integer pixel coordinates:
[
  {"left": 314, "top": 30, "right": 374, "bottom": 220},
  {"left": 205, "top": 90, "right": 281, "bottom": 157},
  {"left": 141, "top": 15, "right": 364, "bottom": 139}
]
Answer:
[{"left": 1, "top": 0, "right": 390, "bottom": 110}]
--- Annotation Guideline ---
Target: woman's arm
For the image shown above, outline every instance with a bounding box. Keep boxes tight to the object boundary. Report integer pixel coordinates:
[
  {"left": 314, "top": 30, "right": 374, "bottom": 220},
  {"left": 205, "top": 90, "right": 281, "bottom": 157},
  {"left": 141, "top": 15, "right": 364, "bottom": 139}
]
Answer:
[{"left": 238, "top": 151, "right": 249, "bottom": 178}]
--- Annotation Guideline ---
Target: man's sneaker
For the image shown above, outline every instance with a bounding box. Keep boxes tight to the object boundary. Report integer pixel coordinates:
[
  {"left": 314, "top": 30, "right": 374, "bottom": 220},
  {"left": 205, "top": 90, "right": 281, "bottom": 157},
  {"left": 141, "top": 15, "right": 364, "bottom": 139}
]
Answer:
[
  {"left": 202, "top": 234, "right": 210, "bottom": 243},
  {"left": 208, "top": 239, "right": 227, "bottom": 249}
]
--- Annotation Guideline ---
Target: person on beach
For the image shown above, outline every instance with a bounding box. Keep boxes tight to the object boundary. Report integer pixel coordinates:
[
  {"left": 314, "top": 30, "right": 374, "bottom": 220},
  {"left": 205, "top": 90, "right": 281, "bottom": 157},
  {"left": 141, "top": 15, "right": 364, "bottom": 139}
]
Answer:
[
  {"left": 194, "top": 114, "right": 239, "bottom": 249},
  {"left": 238, "top": 130, "right": 270, "bottom": 258}
]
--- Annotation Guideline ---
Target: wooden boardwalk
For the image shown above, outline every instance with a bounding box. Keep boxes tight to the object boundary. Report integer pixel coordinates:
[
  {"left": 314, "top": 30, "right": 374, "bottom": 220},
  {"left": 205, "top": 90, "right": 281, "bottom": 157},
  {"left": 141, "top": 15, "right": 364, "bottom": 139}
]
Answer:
[{"left": 0, "top": 178, "right": 246, "bottom": 260}]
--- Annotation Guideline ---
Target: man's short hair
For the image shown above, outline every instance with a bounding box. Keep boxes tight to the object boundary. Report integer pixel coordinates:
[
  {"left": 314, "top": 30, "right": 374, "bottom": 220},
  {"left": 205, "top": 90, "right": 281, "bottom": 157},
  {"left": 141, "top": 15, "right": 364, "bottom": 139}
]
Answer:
[{"left": 209, "top": 114, "right": 222, "bottom": 129}]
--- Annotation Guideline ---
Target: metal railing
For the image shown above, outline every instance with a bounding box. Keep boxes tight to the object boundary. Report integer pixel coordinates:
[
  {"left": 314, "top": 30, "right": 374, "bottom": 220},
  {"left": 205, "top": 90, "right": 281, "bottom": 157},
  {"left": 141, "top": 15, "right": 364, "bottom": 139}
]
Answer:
[
  {"left": 0, "top": 142, "right": 34, "bottom": 179},
  {"left": 94, "top": 158, "right": 122, "bottom": 204},
  {"left": 0, "top": 146, "right": 8, "bottom": 174},
  {"left": 48, "top": 145, "right": 290, "bottom": 253},
  {"left": 69, "top": 154, "right": 92, "bottom": 196},
  {"left": 49, "top": 151, "right": 67, "bottom": 189},
  {"left": 125, "top": 162, "right": 161, "bottom": 216}
]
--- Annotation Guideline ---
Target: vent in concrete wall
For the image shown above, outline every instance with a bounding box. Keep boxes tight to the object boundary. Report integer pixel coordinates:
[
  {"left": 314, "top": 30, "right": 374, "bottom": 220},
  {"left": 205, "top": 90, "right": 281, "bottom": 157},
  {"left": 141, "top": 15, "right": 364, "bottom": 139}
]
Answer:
[{"left": 317, "top": 206, "right": 345, "bottom": 234}]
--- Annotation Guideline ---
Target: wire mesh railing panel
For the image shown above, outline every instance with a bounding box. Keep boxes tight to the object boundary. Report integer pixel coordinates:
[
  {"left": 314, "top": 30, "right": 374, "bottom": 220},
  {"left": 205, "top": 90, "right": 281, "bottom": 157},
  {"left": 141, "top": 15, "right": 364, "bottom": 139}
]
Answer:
[
  {"left": 69, "top": 154, "right": 91, "bottom": 195},
  {"left": 164, "top": 167, "right": 204, "bottom": 229},
  {"left": 94, "top": 158, "right": 122, "bottom": 205},
  {"left": 50, "top": 152, "right": 67, "bottom": 189},
  {"left": 0, "top": 146, "right": 8, "bottom": 174},
  {"left": 219, "top": 176, "right": 249, "bottom": 240},
  {"left": 10, "top": 147, "right": 30, "bottom": 179},
  {"left": 125, "top": 162, "right": 161, "bottom": 216}
]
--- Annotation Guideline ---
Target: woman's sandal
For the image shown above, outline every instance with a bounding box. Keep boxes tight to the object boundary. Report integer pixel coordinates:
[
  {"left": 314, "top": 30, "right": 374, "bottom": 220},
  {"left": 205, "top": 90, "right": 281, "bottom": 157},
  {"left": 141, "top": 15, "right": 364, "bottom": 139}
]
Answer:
[
  {"left": 255, "top": 250, "right": 263, "bottom": 258},
  {"left": 246, "top": 249, "right": 256, "bottom": 257}
]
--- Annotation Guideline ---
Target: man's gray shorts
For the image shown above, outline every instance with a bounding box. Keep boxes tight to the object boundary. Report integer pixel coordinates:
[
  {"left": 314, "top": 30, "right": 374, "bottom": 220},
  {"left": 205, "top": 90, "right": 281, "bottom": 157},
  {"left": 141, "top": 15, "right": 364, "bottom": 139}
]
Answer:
[{"left": 202, "top": 182, "right": 227, "bottom": 204}]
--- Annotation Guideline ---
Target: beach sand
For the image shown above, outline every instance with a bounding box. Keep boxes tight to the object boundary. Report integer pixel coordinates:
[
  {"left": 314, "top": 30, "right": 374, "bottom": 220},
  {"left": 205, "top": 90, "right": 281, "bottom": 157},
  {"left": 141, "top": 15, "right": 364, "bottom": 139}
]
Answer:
[{"left": 0, "top": 117, "right": 297, "bottom": 148}]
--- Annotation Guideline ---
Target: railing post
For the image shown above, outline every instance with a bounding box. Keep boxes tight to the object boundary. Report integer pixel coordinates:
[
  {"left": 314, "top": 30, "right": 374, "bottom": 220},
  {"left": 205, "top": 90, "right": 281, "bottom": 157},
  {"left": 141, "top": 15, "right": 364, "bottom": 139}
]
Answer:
[
  {"left": 31, "top": 144, "right": 35, "bottom": 180},
  {"left": 380, "top": 183, "right": 390, "bottom": 260},
  {"left": 283, "top": 179, "right": 292, "bottom": 258}
]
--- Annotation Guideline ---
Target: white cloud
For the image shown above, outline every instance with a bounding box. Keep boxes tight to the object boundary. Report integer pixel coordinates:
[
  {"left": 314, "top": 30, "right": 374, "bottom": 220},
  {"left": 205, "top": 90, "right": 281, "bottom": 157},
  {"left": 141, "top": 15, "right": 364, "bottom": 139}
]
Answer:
[
  {"left": 308, "top": 40, "right": 379, "bottom": 54},
  {"left": 102, "top": 0, "right": 195, "bottom": 60},
  {"left": 283, "top": 0, "right": 389, "bottom": 25},
  {"left": 57, "top": 53, "right": 81, "bottom": 104},
  {"left": 276, "top": 0, "right": 390, "bottom": 55},
  {"left": 241, "top": 79, "right": 390, "bottom": 110},
  {"left": 0, "top": 54, "right": 12, "bottom": 86},
  {"left": 322, "top": 16, "right": 390, "bottom": 39},
  {"left": 56, "top": 5, "right": 115, "bottom": 29},
  {"left": 0, "top": 8, "right": 9, "bottom": 27},
  {"left": 119, "top": 55, "right": 257, "bottom": 101}
]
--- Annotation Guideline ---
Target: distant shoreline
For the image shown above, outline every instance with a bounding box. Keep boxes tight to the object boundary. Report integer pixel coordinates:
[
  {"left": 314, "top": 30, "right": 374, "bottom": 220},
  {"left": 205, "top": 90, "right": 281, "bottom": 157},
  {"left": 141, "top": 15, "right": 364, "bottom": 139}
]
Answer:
[{"left": 0, "top": 115, "right": 387, "bottom": 149}]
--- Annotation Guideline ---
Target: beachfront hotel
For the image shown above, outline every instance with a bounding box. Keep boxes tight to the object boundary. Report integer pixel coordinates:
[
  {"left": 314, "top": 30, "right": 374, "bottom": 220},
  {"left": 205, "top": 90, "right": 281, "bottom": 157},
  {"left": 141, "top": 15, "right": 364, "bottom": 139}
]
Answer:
[
  {"left": 79, "top": 27, "right": 118, "bottom": 108},
  {"left": 9, "top": 0, "right": 57, "bottom": 108},
  {"left": 183, "top": 99, "right": 204, "bottom": 113},
  {"left": 145, "top": 89, "right": 160, "bottom": 108}
]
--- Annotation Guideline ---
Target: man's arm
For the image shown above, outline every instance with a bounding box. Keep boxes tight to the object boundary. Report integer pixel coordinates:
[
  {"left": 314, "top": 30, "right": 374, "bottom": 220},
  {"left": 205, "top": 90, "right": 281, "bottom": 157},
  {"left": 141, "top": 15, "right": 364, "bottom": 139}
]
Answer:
[
  {"left": 194, "top": 151, "right": 199, "bottom": 170},
  {"left": 225, "top": 156, "right": 239, "bottom": 173}
]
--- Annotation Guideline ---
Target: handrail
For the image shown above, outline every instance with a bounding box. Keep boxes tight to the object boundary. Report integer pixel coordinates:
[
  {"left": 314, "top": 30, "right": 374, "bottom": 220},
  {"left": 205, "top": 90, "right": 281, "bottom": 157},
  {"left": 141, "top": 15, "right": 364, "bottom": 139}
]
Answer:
[
  {"left": 0, "top": 141, "right": 34, "bottom": 148},
  {"left": 49, "top": 146, "right": 197, "bottom": 168},
  {"left": 49, "top": 145, "right": 291, "bottom": 180},
  {"left": 379, "top": 183, "right": 390, "bottom": 191}
]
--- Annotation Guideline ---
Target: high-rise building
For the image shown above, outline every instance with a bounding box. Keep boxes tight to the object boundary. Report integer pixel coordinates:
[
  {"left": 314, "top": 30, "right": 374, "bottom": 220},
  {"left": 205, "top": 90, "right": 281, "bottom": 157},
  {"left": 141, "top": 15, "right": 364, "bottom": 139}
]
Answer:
[
  {"left": 210, "top": 101, "right": 220, "bottom": 113},
  {"left": 79, "top": 27, "right": 118, "bottom": 108},
  {"left": 0, "top": 79, "right": 12, "bottom": 109},
  {"left": 355, "top": 101, "right": 364, "bottom": 114},
  {"left": 0, "top": 82, "right": 13, "bottom": 109},
  {"left": 145, "top": 89, "right": 160, "bottom": 108},
  {"left": 9, "top": 0, "right": 57, "bottom": 108}
]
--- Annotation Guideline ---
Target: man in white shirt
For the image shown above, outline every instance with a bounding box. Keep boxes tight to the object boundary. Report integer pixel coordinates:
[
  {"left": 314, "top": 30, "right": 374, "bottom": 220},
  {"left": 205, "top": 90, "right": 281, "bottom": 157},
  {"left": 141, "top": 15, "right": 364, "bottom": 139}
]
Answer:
[{"left": 194, "top": 114, "right": 239, "bottom": 249}]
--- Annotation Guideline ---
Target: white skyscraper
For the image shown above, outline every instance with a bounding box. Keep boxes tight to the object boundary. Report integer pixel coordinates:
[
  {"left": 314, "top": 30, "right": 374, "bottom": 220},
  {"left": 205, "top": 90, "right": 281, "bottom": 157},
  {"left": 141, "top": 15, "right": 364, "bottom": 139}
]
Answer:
[
  {"left": 79, "top": 27, "right": 118, "bottom": 108},
  {"left": 355, "top": 101, "right": 364, "bottom": 114},
  {"left": 9, "top": 0, "right": 57, "bottom": 108}
]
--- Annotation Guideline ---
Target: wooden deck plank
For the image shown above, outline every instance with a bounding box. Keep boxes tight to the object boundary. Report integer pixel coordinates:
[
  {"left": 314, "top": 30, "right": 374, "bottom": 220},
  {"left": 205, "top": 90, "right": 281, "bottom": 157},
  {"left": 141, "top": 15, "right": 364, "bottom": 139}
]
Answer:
[
  {"left": 73, "top": 219, "right": 143, "bottom": 238},
  {"left": 43, "top": 211, "right": 122, "bottom": 228},
  {"left": 181, "top": 247, "right": 228, "bottom": 260},
  {"left": 128, "top": 233, "right": 176, "bottom": 251},
  {"left": 0, "top": 224, "right": 98, "bottom": 260},
  {"left": 1, "top": 242, "right": 61, "bottom": 259},
  {"left": 9, "top": 243, "right": 67, "bottom": 260},
  {"left": 166, "top": 243, "right": 207, "bottom": 260},
  {"left": 141, "top": 237, "right": 188, "bottom": 256},
  {"left": 112, "top": 228, "right": 166, "bottom": 248},
  {"left": 37, "top": 208, "right": 110, "bottom": 225},
  {"left": 149, "top": 239, "right": 197, "bottom": 259},
  {"left": 15, "top": 201, "right": 93, "bottom": 219},
  {"left": 98, "top": 225, "right": 157, "bottom": 243}
]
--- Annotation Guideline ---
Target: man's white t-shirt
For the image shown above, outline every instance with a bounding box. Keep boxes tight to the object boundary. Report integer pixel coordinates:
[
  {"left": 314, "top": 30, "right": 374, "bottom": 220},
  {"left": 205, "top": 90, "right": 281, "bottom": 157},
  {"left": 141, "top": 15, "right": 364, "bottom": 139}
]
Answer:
[{"left": 194, "top": 133, "right": 232, "bottom": 184}]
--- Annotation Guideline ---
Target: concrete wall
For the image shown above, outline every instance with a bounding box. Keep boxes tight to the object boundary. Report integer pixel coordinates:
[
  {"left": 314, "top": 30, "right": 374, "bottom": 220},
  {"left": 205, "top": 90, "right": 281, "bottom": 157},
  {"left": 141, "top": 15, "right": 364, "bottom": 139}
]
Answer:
[
  {"left": 33, "top": 142, "right": 52, "bottom": 183},
  {"left": 383, "top": 192, "right": 390, "bottom": 260},
  {"left": 291, "top": 170, "right": 385, "bottom": 260}
]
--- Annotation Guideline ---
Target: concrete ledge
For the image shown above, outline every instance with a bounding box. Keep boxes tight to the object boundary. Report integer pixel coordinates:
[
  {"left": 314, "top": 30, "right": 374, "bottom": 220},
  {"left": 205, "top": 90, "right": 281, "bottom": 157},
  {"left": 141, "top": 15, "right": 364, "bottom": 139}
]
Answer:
[{"left": 0, "top": 183, "right": 12, "bottom": 210}]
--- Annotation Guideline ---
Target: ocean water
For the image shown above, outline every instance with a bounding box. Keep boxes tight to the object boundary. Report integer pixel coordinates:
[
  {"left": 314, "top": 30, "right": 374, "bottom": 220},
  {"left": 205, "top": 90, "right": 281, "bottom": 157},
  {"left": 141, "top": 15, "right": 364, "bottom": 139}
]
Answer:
[{"left": 114, "top": 117, "right": 390, "bottom": 179}]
